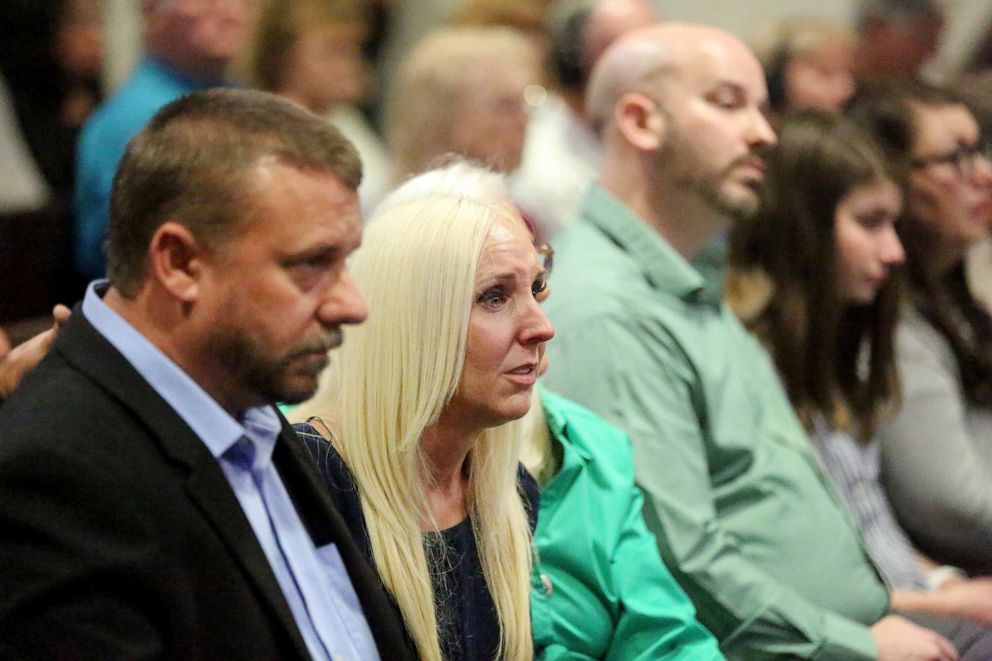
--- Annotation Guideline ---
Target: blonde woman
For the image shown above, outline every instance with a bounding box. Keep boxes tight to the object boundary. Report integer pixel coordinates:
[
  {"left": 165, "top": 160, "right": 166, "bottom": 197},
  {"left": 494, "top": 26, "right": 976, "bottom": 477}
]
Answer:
[
  {"left": 376, "top": 160, "right": 723, "bottom": 660},
  {"left": 293, "top": 193, "right": 553, "bottom": 660}
]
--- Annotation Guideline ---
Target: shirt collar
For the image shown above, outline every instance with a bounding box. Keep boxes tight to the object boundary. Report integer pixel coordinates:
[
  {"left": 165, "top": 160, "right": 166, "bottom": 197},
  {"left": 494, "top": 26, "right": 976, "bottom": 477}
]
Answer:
[
  {"left": 82, "top": 281, "right": 281, "bottom": 466},
  {"left": 580, "top": 185, "right": 708, "bottom": 302},
  {"left": 540, "top": 392, "right": 593, "bottom": 465}
]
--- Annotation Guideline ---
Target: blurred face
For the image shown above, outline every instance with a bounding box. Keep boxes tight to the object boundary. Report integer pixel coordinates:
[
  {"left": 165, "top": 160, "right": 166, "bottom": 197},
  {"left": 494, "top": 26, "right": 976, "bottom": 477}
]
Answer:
[
  {"left": 449, "top": 63, "right": 534, "bottom": 173},
  {"left": 784, "top": 37, "right": 856, "bottom": 112},
  {"left": 656, "top": 38, "right": 777, "bottom": 222},
  {"left": 56, "top": 0, "right": 105, "bottom": 79},
  {"left": 908, "top": 103, "right": 992, "bottom": 258},
  {"left": 446, "top": 214, "right": 555, "bottom": 429},
  {"left": 284, "top": 20, "right": 368, "bottom": 112},
  {"left": 866, "top": 16, "right": 943, "bottom": 78},
  {"left": 149, "top": 0, "right": 257, "bottom": 74},
  {"left": 198, "top": 162, "right": 367, "bottom": 409},
  {"left": 834, "top": 179, "right": 905, "bottom": 304}
]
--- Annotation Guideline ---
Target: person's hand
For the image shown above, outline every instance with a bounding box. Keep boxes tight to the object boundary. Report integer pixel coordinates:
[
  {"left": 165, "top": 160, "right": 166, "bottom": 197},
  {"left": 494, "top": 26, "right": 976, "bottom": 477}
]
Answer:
[
  {"left": 872, "top": 615, "right": 958, "bottom": 661},
  {"left": 932, "top": 577, "right": 992, "bottom": 626},
  {"left": 0, "top": 305, "right": 71, "bottom": 399}
]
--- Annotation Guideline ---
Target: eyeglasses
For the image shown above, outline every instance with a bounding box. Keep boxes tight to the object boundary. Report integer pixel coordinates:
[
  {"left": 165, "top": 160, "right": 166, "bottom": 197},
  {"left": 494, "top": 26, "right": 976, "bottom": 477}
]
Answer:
[
  {"left": 536, "top": 243, "right": 554, "bottom": 277},
  {"left": 911, "top": 140, "right": 992, "bottom": 179}
]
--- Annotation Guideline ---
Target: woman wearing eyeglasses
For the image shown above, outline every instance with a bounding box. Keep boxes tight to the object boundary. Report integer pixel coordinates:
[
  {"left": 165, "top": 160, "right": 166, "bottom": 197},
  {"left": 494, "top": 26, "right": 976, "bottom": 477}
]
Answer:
[{"left": 849, "top": 82, "right": 992, "bottom": 577}]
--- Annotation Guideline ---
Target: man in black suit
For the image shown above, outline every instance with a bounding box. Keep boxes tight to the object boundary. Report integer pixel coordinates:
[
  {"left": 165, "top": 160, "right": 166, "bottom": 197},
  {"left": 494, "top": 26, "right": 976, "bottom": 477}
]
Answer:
[{"left": 0, "top": 89, "right": 414, "bottom": 659}]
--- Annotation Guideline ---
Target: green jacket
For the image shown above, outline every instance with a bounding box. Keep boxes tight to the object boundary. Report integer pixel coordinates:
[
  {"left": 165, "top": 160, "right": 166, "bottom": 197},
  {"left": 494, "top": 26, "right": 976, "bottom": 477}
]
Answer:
[{"left": 532, "top": 389, "right": 723, "bottom": 660}]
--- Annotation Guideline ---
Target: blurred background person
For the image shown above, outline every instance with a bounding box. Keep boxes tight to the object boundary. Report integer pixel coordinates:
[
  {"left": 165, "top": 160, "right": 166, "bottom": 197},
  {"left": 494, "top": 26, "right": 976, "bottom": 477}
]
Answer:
[
  {"left": 0, "top": 0, "right": 104, "bottom": 201},
  {"left": 74, "top": 0, "right": 257, "bottom": 283},
  {"left": 250, "top": 0, "right": 392, "bottom": 213},
  {"left": 0, "top": 0, "right": 105, "bottom": 313},
  {"left": 450, "top": 0, "right": 548, "bottom": 45},
  {"left": 385, "top": 26, "right": 541, "bottom": 181},
  {"left": 853, "top": 0, "right": 945, "bottom": 84},
  {"left": 513, "top": 0, "right": 657, "bottom": 242},
  {"left": 950, "top": 72, "right": 992, "bottom": 314},
  {"left": 849, "top": 82, "right": 992, "bottom": 577},
  {"left": 757, "top": 18, "right": 857, "bottom": 123},
  {"left": 730, "top": 109, "right": 992, "bottom": 635}
]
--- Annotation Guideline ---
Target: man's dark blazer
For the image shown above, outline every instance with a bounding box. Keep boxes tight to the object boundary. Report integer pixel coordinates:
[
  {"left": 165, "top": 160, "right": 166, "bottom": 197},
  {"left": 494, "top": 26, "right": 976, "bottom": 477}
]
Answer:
[{"left": 0, "top": 309, "right": 415, "bottom": 659}]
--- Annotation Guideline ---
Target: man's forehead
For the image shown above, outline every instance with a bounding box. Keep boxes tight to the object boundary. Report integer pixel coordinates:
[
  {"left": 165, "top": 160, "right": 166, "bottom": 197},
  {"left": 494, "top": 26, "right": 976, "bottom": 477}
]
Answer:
[
  {"left": 669, "top": 37, "right": 767, "bottom": 100},
  {"left": 243, "top": 160, "right": 363, "bottom": 239}
]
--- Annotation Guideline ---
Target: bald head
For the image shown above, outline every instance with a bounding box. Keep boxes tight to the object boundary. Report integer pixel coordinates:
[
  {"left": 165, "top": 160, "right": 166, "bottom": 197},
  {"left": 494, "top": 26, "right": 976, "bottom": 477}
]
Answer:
[
  {"left": 586, "top": 23, "right": 766, "bottom": 134},
  {"left": 590, "top": 22, "right": 775, "bottom": 239}
]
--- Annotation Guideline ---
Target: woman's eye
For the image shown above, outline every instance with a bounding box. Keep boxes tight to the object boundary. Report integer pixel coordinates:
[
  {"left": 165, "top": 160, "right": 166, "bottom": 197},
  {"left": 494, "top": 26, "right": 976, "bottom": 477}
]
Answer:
[
  {"left": 532, "top": 275, "right": 548, "bottom": 298},
  {"left": 477, "top": 287, "right": 508, "bottom": 311},
  {"left": 856, "top": 213, "right": 887, "bottom": 231}
]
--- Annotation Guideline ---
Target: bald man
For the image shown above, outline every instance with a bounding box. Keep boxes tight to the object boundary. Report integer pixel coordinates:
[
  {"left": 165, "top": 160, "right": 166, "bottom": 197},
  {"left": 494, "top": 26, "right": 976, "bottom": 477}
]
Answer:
[{"left": 543, "top": 22, "right": 978, "bottom": 660}]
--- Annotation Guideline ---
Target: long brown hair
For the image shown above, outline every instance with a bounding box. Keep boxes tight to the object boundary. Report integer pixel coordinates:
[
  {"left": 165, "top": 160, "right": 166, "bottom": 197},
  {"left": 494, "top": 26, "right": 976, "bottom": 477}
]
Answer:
[
  {"left": 729, "top": 109, "right": 902, "bottom": 438},
  {"left": 848, "top": 82, "right": 992, "bottom": 406}
]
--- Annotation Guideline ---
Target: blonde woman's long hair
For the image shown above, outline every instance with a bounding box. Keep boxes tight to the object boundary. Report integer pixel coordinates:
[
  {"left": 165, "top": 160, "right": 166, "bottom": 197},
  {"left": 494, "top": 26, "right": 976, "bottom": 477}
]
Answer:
[{"left": 296, "top": 195, "right": 534, "bottom": 661}]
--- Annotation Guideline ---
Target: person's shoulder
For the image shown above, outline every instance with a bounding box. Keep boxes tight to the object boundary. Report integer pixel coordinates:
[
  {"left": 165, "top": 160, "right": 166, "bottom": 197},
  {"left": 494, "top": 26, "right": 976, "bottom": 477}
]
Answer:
[
  {"left": 81, "top": 67, "right": 185, "bottom": 148},
  {"left": 292, "top": 421, "right": 359, "bottom": 498},
  {"left": 541, "top": 390, "right": 634, "bottom": 470},
  {"left": 0, "top": 347, "right": 98, "bottom": 440}
]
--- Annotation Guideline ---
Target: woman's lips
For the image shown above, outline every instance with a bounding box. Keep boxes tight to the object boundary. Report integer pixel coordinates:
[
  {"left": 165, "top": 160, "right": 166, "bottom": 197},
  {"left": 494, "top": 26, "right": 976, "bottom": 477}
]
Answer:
[{"left": 505, "top": 363, "right": 538, "bottom": 385}]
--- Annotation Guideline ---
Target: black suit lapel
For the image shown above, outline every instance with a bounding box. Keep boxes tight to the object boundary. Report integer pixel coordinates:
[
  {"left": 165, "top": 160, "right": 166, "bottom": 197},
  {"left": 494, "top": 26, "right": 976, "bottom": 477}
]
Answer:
[
  {"left": 274, "top": 416, "right": 416, "bottom": 659},
  {"left": 55, "top": 312, "right": 311, "bottom": 659}
]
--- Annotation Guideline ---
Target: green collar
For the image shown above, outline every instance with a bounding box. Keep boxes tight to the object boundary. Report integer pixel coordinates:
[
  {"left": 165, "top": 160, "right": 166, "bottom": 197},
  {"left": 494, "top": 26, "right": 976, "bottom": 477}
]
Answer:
[{"left": 581, "top": 185, "right": 705, "bottom": 301}]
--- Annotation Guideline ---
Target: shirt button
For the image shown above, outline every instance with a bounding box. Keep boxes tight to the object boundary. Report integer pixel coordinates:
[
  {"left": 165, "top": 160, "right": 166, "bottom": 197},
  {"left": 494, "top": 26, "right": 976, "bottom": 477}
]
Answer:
[{"left": 541, "top": 573, "right": 553, "bottom": 596}]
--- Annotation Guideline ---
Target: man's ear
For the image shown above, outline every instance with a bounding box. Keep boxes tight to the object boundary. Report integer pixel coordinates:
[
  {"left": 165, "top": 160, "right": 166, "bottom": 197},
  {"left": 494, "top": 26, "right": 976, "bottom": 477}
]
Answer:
[
  {"left": 615, "top": 92, "right": 666, "bottom": 152},
  {"left": 147, "top": 221, "right": 208, "bottom": 303}
]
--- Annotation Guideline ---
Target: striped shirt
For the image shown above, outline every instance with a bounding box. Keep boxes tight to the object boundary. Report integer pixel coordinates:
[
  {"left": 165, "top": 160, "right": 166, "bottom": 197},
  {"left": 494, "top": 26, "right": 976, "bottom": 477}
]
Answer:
[{"left": 810, "top": 417, "right": 929, "bottom": 591}]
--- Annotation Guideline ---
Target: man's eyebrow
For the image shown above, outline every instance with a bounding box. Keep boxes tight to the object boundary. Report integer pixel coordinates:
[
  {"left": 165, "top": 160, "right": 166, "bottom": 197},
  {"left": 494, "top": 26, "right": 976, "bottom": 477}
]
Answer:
[{"left": 282, "top": 243, "right": 341, "bottom": 264}]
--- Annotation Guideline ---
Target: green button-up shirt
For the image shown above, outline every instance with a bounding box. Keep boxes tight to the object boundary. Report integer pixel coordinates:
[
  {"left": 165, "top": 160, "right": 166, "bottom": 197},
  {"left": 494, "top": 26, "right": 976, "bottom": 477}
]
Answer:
[{"left": 543, "top": 186, "right": 889, "bottom": 660}]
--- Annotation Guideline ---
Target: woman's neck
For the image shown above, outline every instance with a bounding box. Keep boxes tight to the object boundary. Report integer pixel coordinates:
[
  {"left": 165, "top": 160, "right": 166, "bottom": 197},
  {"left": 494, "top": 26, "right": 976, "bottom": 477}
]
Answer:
[{"left": 418, "top": 423, "right": 481, "bottom": 530}]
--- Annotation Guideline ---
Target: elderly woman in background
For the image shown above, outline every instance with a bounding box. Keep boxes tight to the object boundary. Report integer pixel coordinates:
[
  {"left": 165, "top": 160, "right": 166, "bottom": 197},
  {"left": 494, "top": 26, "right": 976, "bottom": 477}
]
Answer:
[
  {"left": 373, "top": 160, "right": 724, "bottom": 660},
  {"left": 385, "top": 26, "right": 541, "bottom": 179},
  {"left": 292, "top": 191, "right": 552, "bottom": 660},
  {"left": 848, "top": 83, "right": 992, "bottom": 578}
]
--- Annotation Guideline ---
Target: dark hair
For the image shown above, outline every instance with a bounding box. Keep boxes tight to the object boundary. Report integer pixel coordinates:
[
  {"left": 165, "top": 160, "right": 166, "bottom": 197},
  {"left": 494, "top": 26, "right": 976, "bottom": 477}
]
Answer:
[
  {"left": 847, "top": 81, "right": 992, "bottom": 406},
  {"left": 107, "top": 88, "right": 362, "bottom": 296},
  {"left": 856, "top": 0, "right": 943, "bottom": 33},
  {"left": 547, "top": 0, "right": 597, "bottom": 92},
  {"left": 729, "top": 109, "right": 901, "bottom": 438}
]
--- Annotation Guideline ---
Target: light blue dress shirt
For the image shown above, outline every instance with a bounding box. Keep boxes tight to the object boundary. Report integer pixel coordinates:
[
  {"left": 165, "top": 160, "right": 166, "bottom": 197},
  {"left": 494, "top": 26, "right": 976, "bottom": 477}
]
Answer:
[{"left": 82, "top": 282, "right": 380, "bottom": 661}]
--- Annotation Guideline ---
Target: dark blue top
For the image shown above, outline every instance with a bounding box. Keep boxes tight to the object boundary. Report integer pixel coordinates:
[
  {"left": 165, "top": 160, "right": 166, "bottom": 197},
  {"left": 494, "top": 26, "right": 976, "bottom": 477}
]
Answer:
[{"left": 295, "top": 422, "right": 539, "bottom": 661}]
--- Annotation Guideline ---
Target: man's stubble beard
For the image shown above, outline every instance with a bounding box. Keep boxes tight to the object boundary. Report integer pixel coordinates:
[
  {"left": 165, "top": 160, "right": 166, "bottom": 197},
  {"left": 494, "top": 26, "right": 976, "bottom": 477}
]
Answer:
[
  {"left": 205, "top": 326, "right": 343, "bottom": 406},
  {"left": 657, "top": 129, "right": 762, "bottom": 224}
]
